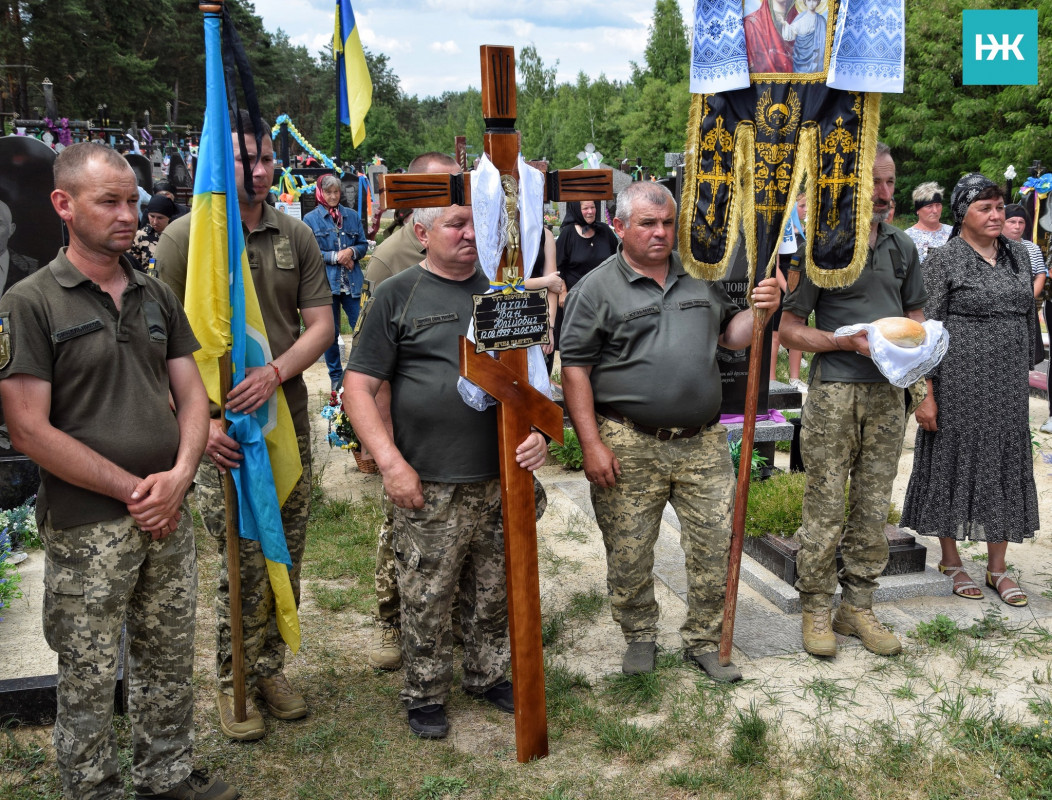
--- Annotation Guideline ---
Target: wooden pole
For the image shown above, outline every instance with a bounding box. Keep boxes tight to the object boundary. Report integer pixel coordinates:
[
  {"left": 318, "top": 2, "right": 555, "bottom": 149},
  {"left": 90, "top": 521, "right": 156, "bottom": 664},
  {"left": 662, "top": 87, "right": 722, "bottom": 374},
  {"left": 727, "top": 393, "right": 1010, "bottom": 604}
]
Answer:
[
  {"left": 218, "top": 352, "right": 246, "bottom": 721},
  {"left": 459, "top": 339, "right": 563, "bottom": 761},
  {"left": 719, "top": 306, "right": 769, "bottom": 666}
]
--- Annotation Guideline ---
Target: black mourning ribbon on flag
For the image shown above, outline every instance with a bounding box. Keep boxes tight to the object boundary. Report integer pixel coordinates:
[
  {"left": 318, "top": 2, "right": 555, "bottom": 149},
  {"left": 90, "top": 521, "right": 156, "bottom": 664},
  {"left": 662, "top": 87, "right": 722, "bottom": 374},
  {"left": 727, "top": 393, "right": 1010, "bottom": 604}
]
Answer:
[{"left": 221, "top": 2, "right": 265, "bottom": 200}]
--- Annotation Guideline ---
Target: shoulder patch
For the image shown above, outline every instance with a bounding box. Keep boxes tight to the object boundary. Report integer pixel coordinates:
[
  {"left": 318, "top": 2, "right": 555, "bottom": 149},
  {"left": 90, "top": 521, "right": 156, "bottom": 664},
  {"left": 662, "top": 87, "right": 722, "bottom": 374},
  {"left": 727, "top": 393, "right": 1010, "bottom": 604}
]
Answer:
[
  {"left": 0, "top": 312, "right": 9, "bottom": 370},
  {"left": 787, "top": 270, "right": 801, "bottom": 293}
]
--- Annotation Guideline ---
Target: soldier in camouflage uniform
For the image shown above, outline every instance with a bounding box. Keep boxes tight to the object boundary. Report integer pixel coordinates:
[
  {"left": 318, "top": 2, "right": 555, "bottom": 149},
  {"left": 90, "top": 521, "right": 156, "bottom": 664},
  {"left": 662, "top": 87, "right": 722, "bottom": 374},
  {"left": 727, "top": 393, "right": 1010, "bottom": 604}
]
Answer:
[
  {"left": 156, "top": 113, "right": 333, "bottom": 741},
  {"left": 356, "top": 151, "right": 461, "bottom": 671},
  {"left": 0, "top": 143, "right": 237, "bottom": 799},
  {"left": 560, "top": 182, "right": 780, "bottom": 683},
  {"left": 780, "top": 143, "right": 926, "bottom": 658},
  {"left": 345, "top": 202, "right": 548, "bottom": 739}
]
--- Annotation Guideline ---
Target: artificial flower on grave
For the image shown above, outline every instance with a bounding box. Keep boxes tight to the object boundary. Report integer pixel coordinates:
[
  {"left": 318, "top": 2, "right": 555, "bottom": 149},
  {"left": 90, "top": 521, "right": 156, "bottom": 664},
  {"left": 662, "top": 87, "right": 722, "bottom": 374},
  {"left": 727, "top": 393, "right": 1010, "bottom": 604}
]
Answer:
[{"left": 320, "top": 388, "right": 360, "bottom": 451}]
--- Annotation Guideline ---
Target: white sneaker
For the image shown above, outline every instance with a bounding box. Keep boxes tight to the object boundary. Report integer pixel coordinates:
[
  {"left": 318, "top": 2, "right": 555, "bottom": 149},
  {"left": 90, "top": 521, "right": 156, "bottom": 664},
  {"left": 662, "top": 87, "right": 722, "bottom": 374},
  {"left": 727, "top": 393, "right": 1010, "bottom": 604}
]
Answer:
[
  {"left": 1040, "top": 417, "right": 1052, "bottom": 434},
  {"left": 789, "top": 378, "right": 808, "bottom": 394}
]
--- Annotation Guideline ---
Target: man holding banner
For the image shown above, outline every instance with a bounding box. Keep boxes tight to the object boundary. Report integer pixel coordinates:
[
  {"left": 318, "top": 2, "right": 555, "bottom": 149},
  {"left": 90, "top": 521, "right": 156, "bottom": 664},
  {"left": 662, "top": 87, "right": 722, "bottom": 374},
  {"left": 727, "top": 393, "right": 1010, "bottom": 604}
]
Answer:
[{"left": 157, "top": 112, "right": 332, "bottom": 741}]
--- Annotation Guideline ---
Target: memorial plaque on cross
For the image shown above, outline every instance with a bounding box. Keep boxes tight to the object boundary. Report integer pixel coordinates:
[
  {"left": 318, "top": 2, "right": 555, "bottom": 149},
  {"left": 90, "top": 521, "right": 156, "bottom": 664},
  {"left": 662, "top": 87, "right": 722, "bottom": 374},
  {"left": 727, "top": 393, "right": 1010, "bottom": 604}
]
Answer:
[{"left": 380, "top": 45, "right": 613, "bottom": 763}]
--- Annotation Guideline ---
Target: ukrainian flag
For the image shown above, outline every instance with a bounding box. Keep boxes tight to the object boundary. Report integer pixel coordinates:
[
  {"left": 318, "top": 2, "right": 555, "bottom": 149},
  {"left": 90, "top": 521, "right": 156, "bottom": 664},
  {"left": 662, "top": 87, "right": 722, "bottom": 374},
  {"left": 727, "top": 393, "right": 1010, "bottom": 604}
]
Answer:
[
  {"left": 334, "top": 0, "right": 372, "bottom": 148},
  {"left": 184, "top": 7, "right": 301, "bottom": 653}
]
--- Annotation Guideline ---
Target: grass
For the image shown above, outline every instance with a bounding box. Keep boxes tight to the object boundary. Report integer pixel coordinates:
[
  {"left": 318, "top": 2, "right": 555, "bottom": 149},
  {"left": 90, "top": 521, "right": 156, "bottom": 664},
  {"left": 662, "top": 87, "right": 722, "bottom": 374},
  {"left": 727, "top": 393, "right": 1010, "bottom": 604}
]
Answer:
[
  {"left": 5, "top": 467, "right": 1052, "bottom": 800},
  {"left": 744, "top": 471, "right": 901, "bottom": 538}
]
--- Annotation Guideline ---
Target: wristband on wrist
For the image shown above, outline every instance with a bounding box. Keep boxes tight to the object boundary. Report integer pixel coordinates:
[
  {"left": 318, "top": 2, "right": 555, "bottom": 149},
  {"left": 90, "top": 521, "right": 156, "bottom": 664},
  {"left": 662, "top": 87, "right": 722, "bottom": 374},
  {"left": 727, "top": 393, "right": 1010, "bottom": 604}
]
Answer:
[{"left": 268, "top": 362, "right": 282, "bottom": 383}]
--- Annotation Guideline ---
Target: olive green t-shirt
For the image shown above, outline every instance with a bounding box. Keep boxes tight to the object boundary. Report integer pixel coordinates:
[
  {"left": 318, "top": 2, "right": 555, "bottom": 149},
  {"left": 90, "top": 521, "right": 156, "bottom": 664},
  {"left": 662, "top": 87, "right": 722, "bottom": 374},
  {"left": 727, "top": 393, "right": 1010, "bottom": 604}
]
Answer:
[
  {"left": 559, "top": 246, "right": 739, "bottom": 428},
  {"left": 155, "top": 203, "right": 331, "bottom": 435},
  {"left": 782, "top": 222, "right": 926, "bottom": 383},
  {"left": 347, "top": 265, "right": 499, "bottom": 482},
  {"left": 0, "top": 250, "right": 200, "bottom": 528}
]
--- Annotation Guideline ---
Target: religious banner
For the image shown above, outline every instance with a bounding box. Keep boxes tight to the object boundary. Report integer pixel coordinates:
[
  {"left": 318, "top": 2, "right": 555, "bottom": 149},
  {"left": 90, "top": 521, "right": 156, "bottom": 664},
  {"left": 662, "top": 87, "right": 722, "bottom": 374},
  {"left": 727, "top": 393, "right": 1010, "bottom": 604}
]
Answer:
[{"left": 683, "top": 0, "right": 904, "bottom": 289}]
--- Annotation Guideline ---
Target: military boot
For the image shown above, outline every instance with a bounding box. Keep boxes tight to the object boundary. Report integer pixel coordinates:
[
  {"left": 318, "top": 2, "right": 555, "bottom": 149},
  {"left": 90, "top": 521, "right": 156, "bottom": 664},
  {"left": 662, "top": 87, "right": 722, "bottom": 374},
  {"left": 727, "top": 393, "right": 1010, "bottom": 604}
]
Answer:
[
  {"left": 802, "top": 609, "right": 837, "bottom": 657},
  {"left": 257, "top": 673, "right": 308, "bottom": 720},
  {"left": 833, "top": 603, "right": 902, "bottom": 656},
  {"left": 215, "top": 693, "right": 265, "bottom": 741}
]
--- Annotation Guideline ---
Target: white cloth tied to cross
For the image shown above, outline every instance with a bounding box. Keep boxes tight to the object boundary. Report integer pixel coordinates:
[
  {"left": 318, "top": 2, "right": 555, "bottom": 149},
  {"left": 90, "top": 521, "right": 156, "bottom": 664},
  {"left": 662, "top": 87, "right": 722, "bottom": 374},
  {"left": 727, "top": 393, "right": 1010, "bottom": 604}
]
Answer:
[
  {"left": 832, "top": 319, "right": 948, "bottom": 388},
  {"left": 458, "top": 154, "right": 552, "bottom": 411}
]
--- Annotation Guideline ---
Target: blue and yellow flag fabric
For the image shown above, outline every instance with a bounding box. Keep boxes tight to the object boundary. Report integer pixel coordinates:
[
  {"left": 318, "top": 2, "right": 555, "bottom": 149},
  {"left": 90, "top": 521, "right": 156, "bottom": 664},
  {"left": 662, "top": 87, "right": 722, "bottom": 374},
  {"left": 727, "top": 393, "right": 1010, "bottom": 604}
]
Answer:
[
  {"left": 334, "top": 0, "right": 372, "bottom": 148},
  {"left": 185, "top": 7, "right": 301, "bottom": 653}
]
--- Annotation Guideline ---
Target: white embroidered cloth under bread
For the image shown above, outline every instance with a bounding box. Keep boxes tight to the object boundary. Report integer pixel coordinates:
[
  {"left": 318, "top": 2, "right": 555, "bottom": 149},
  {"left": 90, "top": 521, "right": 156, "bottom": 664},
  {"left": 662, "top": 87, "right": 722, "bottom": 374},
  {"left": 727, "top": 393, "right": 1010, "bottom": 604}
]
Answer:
[
  {"left": 832, "top": 320, "right": 948, "bottom": 388},
  {"left": 458, "top": 154, "right": 552, "bottom": 410}
]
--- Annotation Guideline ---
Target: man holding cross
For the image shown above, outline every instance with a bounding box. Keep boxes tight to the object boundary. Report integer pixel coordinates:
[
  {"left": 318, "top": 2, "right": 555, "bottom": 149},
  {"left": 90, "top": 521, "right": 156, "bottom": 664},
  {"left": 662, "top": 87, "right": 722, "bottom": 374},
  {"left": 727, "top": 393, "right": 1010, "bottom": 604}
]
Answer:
[
  {"left": 344, "top": 200, "right": 548, "bottom": 739},
  {"left": 358, "top": 150, "right": 462, "bottom": 671},
  {"left": 560, "top": 182, "right": 780, "bottom": 682}
]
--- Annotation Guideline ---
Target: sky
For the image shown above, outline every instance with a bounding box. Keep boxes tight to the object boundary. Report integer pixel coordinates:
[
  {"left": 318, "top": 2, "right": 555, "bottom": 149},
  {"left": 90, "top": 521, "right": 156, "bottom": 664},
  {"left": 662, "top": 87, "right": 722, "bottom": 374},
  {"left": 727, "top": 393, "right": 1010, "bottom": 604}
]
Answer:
[{"left": 253, "top": 0, "right": 697, "bottom": 99}]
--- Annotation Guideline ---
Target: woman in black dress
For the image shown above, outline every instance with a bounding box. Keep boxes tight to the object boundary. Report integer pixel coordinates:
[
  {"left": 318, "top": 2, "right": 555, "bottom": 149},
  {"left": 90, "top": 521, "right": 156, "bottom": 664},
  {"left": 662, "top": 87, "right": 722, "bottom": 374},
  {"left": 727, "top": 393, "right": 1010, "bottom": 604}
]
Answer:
[
  {"left": 902, "top": 174, "right": 1038, "bottom": 606},
  {"left": 552, "top": 200, "right": 619, "bottom": 357}
]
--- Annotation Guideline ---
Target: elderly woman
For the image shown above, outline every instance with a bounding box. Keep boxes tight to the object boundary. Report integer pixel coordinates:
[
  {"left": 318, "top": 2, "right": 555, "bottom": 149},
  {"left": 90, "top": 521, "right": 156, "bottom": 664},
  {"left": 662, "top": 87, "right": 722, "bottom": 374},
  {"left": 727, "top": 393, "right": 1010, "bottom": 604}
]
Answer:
[
  {"left": 905, "top": 181, "right": 952, "bottom": 262},
  {"left": 304, "top": 173, "right": 368, "bottom": 392},
  {"left": 902, "top": 174, "right": 1038, "bottom": 606},
  {"left": 128, "top": 194, "right": 177, "bottom": 272}
]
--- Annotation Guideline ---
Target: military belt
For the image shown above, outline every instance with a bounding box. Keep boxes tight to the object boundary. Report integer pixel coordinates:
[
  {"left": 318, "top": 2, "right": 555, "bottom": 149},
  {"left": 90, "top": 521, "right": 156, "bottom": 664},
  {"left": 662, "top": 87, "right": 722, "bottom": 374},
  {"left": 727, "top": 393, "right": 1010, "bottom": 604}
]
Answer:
[{"left": 595, "top": 404, "right": 716, "bottom": 442}]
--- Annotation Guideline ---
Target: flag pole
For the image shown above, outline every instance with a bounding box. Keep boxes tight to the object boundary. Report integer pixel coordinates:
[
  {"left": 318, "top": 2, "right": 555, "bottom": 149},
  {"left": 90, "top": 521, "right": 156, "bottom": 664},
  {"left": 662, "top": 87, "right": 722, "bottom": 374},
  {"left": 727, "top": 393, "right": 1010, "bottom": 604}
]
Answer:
[
  {"left": 199, "top": 0, "right": 247, "bottom": 723},
  {"left": 333, "top": 0, "right": 341, "bottom": 163},
  {"left": 219, "top": 350, "right": 247, "bottom": 722},
  {"left": 719, "top": 306, "right": 769, "bottom": 666}
]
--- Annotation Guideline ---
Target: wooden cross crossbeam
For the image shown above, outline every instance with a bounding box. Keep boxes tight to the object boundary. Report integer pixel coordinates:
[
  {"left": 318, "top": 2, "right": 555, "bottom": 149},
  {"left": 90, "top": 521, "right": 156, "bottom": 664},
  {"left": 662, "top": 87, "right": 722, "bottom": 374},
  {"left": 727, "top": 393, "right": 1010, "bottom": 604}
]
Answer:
[{"left": 380, "top": 44, "right": 613, "bottom": 763}]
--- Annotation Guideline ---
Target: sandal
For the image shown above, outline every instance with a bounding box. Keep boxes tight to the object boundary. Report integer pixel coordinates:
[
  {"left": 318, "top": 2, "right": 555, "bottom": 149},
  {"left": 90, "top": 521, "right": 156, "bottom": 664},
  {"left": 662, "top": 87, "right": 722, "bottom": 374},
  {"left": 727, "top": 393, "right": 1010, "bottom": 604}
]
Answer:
[
  {"left": 986, "top": 570, "right": 1028, "bottom": 607},
  {"left": 938, "top": 563, "right": 983, "bottom": 600}
]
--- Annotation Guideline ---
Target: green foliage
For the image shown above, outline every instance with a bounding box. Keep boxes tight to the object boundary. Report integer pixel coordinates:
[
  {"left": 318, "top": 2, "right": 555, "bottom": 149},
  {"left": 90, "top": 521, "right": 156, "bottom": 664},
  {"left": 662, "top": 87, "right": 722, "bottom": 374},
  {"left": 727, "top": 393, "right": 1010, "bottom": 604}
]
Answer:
[
  {"left": 0, "top": 529, "right": 24, "bottom": 619},
  {"left": 0, "top": 497, "right": 40, "bottom": 550},
  {"left": 882, "top": 0, "right": 1052, "bottom": 207},
  {"left": 549, "top": 428, "right": 584, "bottom": 470},
  {"left": 744, "top": 471, "right": 901, "bottom": 538},
  {"left": 729, "top": 702, "right": 771, "bottom": 766},
  {"left": 729, "top": 438, "right": 769, "bottom": 480},
  {"left": 640, "top": 0, "right": 690, "bottom": 85},
  {"left": 910, "top": 614, "right": 963, "bottom": 646},
  {"left": 417, "top": 776, "right": 467, "bottom": 800}
]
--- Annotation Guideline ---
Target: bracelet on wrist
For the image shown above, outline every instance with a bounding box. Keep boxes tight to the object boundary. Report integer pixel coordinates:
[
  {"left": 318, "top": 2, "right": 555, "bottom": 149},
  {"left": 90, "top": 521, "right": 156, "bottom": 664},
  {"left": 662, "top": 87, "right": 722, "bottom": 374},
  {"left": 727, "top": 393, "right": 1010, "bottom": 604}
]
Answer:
[{"left": 268, "top": 362, "right": 282, "bottom": 384}]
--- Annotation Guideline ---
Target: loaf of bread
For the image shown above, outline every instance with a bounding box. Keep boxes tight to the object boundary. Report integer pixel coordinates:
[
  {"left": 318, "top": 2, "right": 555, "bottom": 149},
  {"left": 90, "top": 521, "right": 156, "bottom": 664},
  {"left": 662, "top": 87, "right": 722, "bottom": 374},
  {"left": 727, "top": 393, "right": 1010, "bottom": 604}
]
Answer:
[{"left": 873, "top": 317, "right": 925, "bottom": 348}]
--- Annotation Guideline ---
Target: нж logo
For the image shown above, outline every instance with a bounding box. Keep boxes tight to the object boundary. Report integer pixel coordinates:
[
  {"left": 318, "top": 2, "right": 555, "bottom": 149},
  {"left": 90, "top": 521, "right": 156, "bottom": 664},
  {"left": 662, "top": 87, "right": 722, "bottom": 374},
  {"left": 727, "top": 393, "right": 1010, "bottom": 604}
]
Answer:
[
  {"left": 975, "top": 34, "right": 1025, "bottom": 62},
  {"left": 963, "top": 10, "right": 1037, "bottom": 85}
]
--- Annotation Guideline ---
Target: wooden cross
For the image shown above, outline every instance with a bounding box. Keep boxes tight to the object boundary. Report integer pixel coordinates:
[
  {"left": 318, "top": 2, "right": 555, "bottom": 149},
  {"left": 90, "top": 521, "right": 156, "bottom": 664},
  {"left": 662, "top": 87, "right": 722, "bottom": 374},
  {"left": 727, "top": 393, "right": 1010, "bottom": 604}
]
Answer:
[{"left": 380, "top": 45, "right": 613, "bottom": 763}]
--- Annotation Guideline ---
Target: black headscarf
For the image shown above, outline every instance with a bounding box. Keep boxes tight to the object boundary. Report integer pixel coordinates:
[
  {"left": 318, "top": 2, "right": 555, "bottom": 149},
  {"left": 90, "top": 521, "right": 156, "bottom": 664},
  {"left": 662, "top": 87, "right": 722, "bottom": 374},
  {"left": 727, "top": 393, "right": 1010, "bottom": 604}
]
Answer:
[
  {"left": 950, "top": 173, "right": 1020, "bottom": 274},
  {"left": 949, "top": 172, "right": 999, "bottom": 240},
  {"left": 1004, "top": 203, "right": 1031, "bottom": 227},
  {"left": 561, "top": 201, "right": 602, "bottom": 233}
]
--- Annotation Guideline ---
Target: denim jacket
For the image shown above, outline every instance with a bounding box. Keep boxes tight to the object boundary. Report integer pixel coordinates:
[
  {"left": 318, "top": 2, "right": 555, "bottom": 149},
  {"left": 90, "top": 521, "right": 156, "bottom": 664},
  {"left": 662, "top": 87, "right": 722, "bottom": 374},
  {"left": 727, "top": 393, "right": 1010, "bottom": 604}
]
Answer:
[{"left": 304, "top": 204, "right": 368, "bottom": 297}]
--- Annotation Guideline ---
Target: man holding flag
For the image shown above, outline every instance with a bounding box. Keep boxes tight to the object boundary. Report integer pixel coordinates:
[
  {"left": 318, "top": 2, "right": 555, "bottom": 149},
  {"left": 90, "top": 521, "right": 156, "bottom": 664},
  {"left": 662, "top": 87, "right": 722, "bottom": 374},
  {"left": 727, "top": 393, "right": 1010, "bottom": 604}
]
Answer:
[{"left": 156, "top": 111, "right": 332, "bottom": 741}]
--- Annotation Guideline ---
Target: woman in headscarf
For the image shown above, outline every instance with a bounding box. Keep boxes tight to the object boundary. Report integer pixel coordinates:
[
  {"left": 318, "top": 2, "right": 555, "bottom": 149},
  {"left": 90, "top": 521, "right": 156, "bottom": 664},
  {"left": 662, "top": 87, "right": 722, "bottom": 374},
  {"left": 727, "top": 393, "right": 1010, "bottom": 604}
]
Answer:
[
  {"left": 902, "top": 174, "right": 1038, "bottom": 606},
  {"left": 128, "top": 194, "right": 177, "bottom": 272},
  {"left": 1002, "top": 203, "right": 1047, "bottom": 366},
  {"left": 552, "top": 200, "right": 619, "bottom": 360},
  {"left": 904, "top": 181, "right": 952, "bottom": 262},
  {"left": 303, "top": 173, "right": 368, "bottom": 392}
]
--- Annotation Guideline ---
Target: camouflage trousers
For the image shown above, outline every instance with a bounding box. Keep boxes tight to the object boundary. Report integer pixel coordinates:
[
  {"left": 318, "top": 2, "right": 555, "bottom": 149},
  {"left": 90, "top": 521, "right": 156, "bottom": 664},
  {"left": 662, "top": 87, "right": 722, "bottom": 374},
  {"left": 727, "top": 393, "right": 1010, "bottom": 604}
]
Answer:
[
  {"left": 393, "top": 479, "right": 509, "bottom": 709},
  {"left": 195, "top": 433, "right": 312, "bottom": 693},
  {"left": 374, "top": 477, "right": 547, "bottom": 630},
  {"left": 592, "top": 418, "right": 735, "bottom": 653},
  {"left": 796, "top": 379, "right": 904, "bottom": 612},
  {"left": 41, "top": 511, "right": 197, "bottom": 800},
  {"left": 373, "top": 496, "right": 400, "bottom": 628}
]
